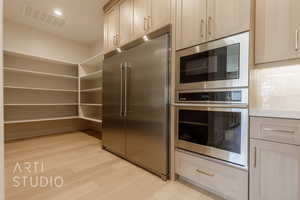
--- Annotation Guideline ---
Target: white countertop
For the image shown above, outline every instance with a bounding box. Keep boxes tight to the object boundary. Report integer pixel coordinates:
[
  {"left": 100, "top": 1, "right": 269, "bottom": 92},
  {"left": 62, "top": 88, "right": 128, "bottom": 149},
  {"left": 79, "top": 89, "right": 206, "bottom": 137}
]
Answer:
[{"left": 250, "top": 109, "right": 300, "bottom": 120}]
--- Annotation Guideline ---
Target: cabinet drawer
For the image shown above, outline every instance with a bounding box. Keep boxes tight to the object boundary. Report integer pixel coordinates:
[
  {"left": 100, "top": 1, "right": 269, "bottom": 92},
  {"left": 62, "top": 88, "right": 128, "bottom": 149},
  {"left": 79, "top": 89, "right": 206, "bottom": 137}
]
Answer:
[
  {"left": 250, "top": 117, "right": 300, "bottom": 145},
  {"left": 175, "top": 151, "right": 248, "bottom": 200}
]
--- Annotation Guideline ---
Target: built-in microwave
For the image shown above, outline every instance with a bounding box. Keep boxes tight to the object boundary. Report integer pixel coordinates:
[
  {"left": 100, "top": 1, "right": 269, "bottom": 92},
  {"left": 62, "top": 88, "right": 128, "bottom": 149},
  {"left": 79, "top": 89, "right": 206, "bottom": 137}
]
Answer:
[{"left": 176, "top": 32, "right": 249, "bottom": 91}]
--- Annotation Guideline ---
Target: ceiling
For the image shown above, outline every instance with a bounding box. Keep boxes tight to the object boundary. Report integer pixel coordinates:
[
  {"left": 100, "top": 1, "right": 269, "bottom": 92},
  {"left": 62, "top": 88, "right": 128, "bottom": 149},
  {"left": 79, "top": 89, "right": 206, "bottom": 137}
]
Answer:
[{"left": 4, "top": 0, "right": 109, "bottom": 45}]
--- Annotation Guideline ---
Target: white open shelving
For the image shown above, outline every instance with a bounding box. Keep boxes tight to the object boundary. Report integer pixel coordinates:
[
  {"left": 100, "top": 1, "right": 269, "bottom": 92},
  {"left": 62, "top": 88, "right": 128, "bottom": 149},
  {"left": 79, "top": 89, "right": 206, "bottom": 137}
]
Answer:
[
  {"left": 3, "top": 50, "right": 104, "bottom": 140},
  {"left": 3, "top": 50, "right": 80, "bottom": 140},
  {"left": 79, "top": 53, "right": 103, "bottom": 124}
]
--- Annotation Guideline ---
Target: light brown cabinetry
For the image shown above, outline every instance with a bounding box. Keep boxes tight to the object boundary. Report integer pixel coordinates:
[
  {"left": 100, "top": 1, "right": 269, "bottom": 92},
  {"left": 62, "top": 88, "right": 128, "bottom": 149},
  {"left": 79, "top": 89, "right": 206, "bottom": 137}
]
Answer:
[
  {"left": 255, "top": 0, "right": 300, "bottom": 64},
  {"left": 207, "top": 0, "right": 250, "bottom": 41},
  {"left": 149, "top": 0, "right": 171, "bottom": 32},
  {"left": 133, "top": 0, "right": 171, "bottom": 38},
  {"left": 250, "top": 139, "right": 300, "bottom": 200},
  {"left": 250, "top": 117, "right": 300, "bottom": 200},
  {"left": 175, "top": 150, "right": 248, "bottom": 200},
  {"left": 104, "top": 6, "right": 119, "bottom": 53},
  {"left": 119, "top": 0, "right": 133, "bottom": 46},
  {"left": 133, "top": 0, "right": 149, "bottom": 38},
  {"left": 176, "top": 0, "right": 250, "bottom": 50},
  {"left": 103, "top": 0, "right": 170, "bottom": 53},
  {"left": 176, "top": 0, "right": 206, "bottom": 49}
]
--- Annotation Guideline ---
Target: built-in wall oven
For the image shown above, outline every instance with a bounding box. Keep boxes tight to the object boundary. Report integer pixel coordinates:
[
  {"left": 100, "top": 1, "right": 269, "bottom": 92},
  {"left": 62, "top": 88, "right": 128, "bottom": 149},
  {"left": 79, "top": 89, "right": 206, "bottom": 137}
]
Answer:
[
  {"left": 175, "top": 89, "right": 248, "bottom": 167},
  {"left": 176, "top": 32, "right": 249, "bottom": 91}
]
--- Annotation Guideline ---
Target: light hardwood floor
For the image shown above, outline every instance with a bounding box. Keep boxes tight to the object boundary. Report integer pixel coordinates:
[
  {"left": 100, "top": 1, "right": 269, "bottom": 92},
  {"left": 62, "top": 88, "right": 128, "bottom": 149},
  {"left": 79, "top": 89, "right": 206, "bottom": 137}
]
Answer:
[{"left": 5, "top": 132, "right": 223, "bottom": 200}]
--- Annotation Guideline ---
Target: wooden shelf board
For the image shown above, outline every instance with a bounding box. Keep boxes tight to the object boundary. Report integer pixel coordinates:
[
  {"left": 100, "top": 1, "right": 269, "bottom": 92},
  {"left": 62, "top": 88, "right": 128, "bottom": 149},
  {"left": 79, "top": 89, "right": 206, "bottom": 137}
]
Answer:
[
  {"left": 5, "top": 116, "right": 80, "bottom": 124},
  {"left": 4, "top": 67, "right": 78, "bottom": 79},
  {"left": 80, "top": 104, "right": 103, "bottom": 106},
  {"left": 80, "top": 87, "right": 102, "bottom": 92},
  {"left": 80, "top": 70, "right": 102, "bottom": 80},
  {"left": 80, "top": 52, "right": 104, "bottom": 65},
  {"left": 4, "top": 50, "right": 78, "bottom": 66},
  {"left": 4, "top": 103, "right": 79, "bottom": 106},
  {"left": 80, "top": 117, "right": 102, "bottom": 123},
  {"left": 4, "top": 86, "right": 78, "bottom": 92}
]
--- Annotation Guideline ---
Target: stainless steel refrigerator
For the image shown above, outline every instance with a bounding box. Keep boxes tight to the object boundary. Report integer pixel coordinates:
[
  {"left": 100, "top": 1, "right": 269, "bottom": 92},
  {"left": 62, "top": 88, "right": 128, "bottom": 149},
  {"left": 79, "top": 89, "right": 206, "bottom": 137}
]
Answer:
[{"left": 102, "top": 34, "right": 169, "bottom": 179}]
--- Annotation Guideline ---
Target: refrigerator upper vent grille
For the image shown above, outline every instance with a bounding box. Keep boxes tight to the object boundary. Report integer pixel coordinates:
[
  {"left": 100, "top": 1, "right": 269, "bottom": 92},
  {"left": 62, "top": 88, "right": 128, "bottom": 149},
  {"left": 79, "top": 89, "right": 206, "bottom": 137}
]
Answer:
[{"left": 22, "top": 5, "right": 66, "bottom": 28}]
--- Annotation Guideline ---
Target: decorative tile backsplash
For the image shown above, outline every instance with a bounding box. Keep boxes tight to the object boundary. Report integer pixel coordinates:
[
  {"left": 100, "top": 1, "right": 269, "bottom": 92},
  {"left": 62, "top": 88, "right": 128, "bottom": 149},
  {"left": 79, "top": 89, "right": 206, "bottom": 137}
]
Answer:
[{"left": 251, "top": 64, "right": 300, "bottom": 111}]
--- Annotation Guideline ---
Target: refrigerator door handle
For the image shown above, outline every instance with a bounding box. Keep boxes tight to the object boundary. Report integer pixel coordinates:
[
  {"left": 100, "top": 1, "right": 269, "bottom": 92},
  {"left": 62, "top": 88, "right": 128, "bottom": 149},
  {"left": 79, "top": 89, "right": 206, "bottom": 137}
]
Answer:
[
  {"left": 124, "top": 62, "right": 128, "bottom": 117},
  {"left": 120, "top": 63, "right": 123, "bottom": 117}
]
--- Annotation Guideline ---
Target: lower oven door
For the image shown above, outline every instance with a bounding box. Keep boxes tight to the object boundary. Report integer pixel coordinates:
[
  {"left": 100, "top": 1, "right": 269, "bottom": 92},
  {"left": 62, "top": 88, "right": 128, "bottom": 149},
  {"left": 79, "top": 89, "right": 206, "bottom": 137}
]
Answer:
[{"left": 175, "top": 105, "right": 248, "bottom": 166}]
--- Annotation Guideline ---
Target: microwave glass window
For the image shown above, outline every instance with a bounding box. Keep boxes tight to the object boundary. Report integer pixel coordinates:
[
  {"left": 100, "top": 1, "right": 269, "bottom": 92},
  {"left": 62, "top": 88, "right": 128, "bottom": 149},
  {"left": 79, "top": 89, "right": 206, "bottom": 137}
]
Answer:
[
  {"left": 180, "top": 44, "right": 240, "bottom": 84},
  {"left": 178, "top": 110, "right": 241, "bottom": 154}
]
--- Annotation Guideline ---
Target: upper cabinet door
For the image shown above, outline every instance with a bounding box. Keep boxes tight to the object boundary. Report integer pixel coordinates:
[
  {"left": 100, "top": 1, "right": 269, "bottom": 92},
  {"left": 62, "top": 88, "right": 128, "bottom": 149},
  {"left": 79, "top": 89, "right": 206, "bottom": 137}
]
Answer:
[
  {"left": 176, "top": 0, "right": 206, "bottom": 50},
  {"left": 119, "top": 0, "right": 133, "bottom": 46},
  {"left": 207, "top": 0, "right": 250, "bottom": 41},
  {"left": 149, "top": 0, "right": 171, "bottom": 31},
  {"left": 255, "top": 0, "right": 299, "bottom": 64},
  {"left": 105, "top": 7, "right": 119, "bottom": 52},
  {"left": 133, "top": 0, "right": 149, "bottom": 38},
  {"left": 250, "top": 139, "right": 300, "bottom": 200}
]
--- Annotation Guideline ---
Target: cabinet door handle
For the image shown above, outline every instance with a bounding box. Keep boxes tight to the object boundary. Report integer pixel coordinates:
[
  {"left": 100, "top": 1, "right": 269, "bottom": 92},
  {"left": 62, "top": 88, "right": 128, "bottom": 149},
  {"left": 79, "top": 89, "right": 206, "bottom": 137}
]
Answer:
[
  {"left": 200, "top": 19, "right": 205, "bottom": 38},
  {"left": 208, "top": 17, "right": 212, "bottom": 36},
  {"left": 144, "top": 17, "right": 148, "bottom": 31},
  {"left": 148, "top": 16, "right": 152, "bottom": 30},
  {"left": 296, "top": 29, "right": 299, "bottom": 51},
  {"left": 253, "top": 147, "right": 257, "bottom": 168},
  {"left": 196, "top": 169, "right": 214, "bottom": 177},
  {"left": 116, "top": 34, "right": 120, "bottom": 46},
  {"left": 113, "top": 35, "right": 117, "bottom": 46}
]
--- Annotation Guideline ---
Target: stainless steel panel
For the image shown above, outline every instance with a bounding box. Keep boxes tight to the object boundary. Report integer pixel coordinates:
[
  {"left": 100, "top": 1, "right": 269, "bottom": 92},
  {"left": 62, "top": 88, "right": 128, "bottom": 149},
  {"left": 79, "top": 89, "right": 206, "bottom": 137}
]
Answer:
[
  {"left": 176, "top": 32, "right": 249, "bottom": 91},
  {"left": 125, "top": 35, "right": 169, "bottom": 176},
  {"left": 175, "top": 105, "right": 248, "bottom": 166},
  {"left": 103, "top": 53, "right": 126, "bottom": 157},
  {"left": 176, "top": 88, "right": 249, "bottom": 105}
]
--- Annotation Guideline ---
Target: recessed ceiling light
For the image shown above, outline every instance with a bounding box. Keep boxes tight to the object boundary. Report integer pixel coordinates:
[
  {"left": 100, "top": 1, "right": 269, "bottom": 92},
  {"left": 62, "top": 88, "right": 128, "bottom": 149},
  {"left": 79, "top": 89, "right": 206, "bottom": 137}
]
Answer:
[{"left": 54, "top": 9, "right": 63, "bottom": 16}]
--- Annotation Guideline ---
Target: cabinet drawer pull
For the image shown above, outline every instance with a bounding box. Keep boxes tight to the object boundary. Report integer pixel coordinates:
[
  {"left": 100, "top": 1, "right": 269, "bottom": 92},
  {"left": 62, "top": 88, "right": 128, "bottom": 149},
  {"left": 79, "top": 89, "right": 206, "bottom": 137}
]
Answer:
[
  {"left": 296, "top": 29, "right": 299, "bottom": 51},
  {"left": 263, "top": 128, "right": 295, "bottom": 135},
  {"left": 196, "top": 169, "right": 214, "bottom": 177}
]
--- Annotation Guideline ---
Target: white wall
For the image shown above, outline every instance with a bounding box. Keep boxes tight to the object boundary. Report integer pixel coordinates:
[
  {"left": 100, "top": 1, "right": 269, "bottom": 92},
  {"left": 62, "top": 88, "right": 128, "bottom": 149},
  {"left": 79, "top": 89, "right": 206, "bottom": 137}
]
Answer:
[
  {"left": 4, "top": 20, "right": 91, "bottom": 63},
  {"left": 90, "top": 39, "right": 103, "bottom": 57},
  {"left": 0, "top": 1, "right": 4, "bottom": 199}
]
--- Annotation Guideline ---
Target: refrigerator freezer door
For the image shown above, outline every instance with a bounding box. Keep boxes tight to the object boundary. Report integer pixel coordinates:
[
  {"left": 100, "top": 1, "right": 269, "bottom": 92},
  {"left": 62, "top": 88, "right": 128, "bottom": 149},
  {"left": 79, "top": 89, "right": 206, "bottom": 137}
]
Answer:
[
  {"left": 103, "top": 53, "right": 126, "bottom": 157},
  {"left": 125, "top": 35, "right": 169, "bottom": 176}
]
